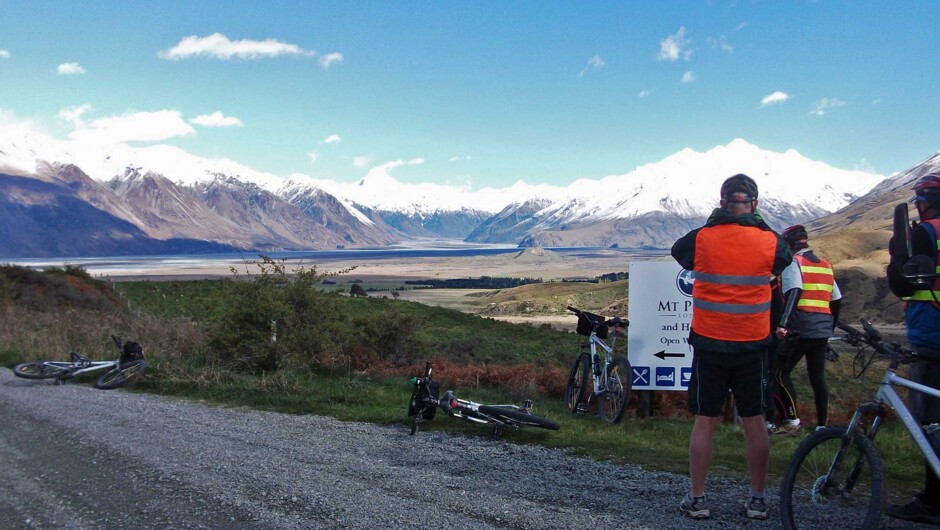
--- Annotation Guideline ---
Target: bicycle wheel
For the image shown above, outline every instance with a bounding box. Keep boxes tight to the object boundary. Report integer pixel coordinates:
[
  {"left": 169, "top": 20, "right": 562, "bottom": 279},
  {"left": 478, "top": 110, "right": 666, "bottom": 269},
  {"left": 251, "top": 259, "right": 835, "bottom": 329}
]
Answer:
[
  {"left": 95, "top": 360, "right": 148, "bottom": 390},
  {"left": 478, "top": 406, "right": 560, "bottom": 430},
  {"left": 598, "top": 357, "right": 632, "bottom": 424},
  {"left": 780, "top": 425, "right": 885, "bottom": 530},
  {"left": 13, "top": 361, "right": 70, "bottom": 379},
  {"left": 563, "top": 353, "right": 590, "bottom": 414}
]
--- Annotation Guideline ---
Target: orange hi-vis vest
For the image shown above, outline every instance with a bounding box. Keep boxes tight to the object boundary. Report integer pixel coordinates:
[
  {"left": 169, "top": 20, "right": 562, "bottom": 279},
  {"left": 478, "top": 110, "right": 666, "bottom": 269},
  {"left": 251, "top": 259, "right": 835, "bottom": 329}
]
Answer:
[
  {"left": 794, "top": 253, "right": 834, "bottom": 314},
  {"left": 691, "top": 224, "right": 778, "bottom": 342}
]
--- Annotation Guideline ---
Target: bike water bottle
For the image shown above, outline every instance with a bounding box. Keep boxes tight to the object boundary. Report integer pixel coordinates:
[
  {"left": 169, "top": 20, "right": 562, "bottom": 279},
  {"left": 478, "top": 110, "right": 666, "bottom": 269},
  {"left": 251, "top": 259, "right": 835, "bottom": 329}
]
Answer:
[{"left": 925, "top": 423, "right": 940, "bottom": 456}]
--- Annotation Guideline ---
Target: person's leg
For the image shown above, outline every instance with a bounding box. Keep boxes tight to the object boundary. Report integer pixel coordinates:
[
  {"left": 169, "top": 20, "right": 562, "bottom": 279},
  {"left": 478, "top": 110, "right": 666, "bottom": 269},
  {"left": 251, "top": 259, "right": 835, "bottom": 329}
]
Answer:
[
  {"left": 888, "top": 351, "right": 940, "bottom": 523},
  {"left": 690, "top": 415, "right": 719, "bottom": 497},
  {"left": 765, "top": 340, "right": 778, "bottom": 427},
  {"left": 682, "top": 349, "right": 726, "bottom": 518},
  {"left": 802, "top": 338, "right": 829, "bottom": 427},
  {"left": 742, "top": 414, "right": 770, "bottom": 492},
  {"left": 774, "top": 340, "right": 804, "bottom": 425},
  {"left": 730, "top": 350, "right": 770, "bottom": 493}
]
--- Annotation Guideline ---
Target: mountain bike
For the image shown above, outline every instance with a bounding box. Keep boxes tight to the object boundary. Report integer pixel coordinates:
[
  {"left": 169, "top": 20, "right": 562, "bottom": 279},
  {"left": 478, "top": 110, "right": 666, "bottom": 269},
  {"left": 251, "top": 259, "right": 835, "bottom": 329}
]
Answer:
[
  {"left": 779, "top": 318, "right": 940, "bottom": 529},
  {"left": 407, "top": 361, "right": 560, "bottom": 439},
  {"left": 13, "top": 335, "right": 148, "bottom": 390},
  {"left": 563, "top": 306, "right": 631, "bottom": 424}
]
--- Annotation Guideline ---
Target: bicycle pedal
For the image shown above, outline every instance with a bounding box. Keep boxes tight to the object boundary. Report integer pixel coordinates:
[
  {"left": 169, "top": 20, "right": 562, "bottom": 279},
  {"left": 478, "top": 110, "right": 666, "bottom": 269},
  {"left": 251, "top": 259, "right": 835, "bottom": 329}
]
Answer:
[{"left": 575, "top": 403, "right": 589, "bottom": 414}]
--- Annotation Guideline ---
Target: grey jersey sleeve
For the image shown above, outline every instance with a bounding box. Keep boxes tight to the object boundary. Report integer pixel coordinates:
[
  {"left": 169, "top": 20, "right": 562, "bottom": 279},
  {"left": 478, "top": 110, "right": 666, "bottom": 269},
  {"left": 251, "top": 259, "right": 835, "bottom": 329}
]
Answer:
[{"left": 780, "top": 259, "right": 802, "bottom": 292}]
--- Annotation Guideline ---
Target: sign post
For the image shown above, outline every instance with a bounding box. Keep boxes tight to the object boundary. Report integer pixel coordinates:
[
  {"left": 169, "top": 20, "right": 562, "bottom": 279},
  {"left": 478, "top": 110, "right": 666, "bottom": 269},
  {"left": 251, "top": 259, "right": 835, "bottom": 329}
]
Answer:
[{"left": 627, "top": 261, "right": 694, "bottom": 393}]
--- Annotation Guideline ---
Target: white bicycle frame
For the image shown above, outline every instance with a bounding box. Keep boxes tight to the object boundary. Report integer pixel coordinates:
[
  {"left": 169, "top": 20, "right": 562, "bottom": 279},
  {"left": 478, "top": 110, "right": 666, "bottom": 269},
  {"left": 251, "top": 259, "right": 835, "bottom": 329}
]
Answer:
[
  {"left": 847, "top": 365, "right": 940, "bottom": 478},
  {"left": 43, "top": 359, "right": 119, "bottom": 378},
  {"left": 586, "top": 331, "right": 617, "bottom": 394}
]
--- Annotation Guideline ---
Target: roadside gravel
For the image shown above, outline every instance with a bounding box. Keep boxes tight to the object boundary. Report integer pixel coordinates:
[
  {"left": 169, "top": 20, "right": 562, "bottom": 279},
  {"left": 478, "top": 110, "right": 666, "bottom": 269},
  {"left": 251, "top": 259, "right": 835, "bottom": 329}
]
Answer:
[{"left": 0, "top": 368, "right": 930, "bottom": 529}]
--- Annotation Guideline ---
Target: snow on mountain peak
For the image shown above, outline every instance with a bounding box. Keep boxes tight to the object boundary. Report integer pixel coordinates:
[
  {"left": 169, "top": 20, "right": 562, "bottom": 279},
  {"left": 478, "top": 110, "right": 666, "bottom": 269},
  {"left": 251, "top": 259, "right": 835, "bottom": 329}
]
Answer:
[
  {"left": 0, "top": 123, "right": 886, "bottom": 226},
  {"left": 543, "top": 139, "right": 885, "bottom": 224}
]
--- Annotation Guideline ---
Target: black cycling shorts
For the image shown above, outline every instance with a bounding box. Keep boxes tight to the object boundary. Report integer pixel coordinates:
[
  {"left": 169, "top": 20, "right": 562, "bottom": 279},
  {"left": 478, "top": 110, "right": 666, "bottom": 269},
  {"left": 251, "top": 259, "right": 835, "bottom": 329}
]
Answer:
[{"left": 687, "top": 348, "right": 766, "bottom": 418}]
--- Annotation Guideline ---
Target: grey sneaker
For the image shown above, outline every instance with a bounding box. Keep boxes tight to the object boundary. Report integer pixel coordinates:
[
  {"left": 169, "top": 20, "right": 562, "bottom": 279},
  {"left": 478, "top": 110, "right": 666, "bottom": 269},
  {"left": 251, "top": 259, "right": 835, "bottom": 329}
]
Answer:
[
  {"left": 680, "top": 493, "right": 710, "bottom": 519},
  {"left": 745, "top": 496, "right": 768, "bottom": 519}
]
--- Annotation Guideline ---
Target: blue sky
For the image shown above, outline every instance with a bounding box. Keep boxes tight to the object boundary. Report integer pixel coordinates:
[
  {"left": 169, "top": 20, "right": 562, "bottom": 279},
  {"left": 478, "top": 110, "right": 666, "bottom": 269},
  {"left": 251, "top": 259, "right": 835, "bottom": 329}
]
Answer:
[{"left": 1, "top": 1, "right": 938, "bottom": 188}]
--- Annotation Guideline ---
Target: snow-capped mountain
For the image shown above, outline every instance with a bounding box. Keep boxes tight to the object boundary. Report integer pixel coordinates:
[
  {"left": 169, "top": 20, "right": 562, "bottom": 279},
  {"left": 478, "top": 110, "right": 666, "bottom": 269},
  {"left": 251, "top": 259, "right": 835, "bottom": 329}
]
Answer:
[
  {"left": 0, "top": 123, "right": 893, "bottom": 257},
  {"left": 466, "top": 139, "right": 885, "bottom": 247}
]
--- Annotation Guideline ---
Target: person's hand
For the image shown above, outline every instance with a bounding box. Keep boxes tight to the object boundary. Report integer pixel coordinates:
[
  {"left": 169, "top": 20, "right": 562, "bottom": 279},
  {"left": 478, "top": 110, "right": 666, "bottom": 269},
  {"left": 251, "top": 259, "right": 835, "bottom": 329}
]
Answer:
[
  {"left": 775, "top": 327, "right": 789, "bottom": 340},
  {"left": 825, "top": 345, "right": 840, "bottom": 362}
]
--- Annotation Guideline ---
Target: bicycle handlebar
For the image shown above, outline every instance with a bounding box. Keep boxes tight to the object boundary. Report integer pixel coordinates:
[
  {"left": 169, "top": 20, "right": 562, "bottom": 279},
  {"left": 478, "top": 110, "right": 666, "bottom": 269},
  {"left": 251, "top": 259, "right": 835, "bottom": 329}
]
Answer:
[
  {"left": 836, "top": 319, "right": 913, "bottom": 364},
  {"left": 567, "top": 306, "right": 629, "bottom": 328}
]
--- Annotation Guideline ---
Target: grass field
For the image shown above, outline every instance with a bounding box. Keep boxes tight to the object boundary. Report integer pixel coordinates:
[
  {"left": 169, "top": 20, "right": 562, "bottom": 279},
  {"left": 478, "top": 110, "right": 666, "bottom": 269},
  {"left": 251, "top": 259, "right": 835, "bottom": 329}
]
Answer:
[{"left": 0, "top": 265, "right": 926, "bottom": 500}]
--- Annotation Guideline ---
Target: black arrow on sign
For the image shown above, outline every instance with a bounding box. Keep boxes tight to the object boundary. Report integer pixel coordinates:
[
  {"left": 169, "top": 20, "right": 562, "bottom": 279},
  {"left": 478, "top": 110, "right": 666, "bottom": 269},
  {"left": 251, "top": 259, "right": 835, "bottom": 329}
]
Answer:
[{"left": 654, "top": 350, "right": 686, "bottom": 360}]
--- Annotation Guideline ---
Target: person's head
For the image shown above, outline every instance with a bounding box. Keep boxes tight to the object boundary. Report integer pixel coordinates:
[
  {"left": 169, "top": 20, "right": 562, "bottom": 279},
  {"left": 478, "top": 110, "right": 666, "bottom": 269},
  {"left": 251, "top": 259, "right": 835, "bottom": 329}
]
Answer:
[
  {"left": 720, "top": 173, "right": 759, "bottom": 215},
  {"left": 912, "top": 172, "right": 940, "bottom": 221},
  {"left": 781, "top": 224, "right": 809, "bottom": 251}
]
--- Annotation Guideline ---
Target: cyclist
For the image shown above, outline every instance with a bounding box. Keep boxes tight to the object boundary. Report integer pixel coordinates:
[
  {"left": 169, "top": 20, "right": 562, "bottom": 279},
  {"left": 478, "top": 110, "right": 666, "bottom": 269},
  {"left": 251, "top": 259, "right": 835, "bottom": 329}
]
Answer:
[
  {"left": 886, "top": 172, "right": 940, "bottom": 524},
  {"left": 671, "top": 174, "right": 792, "bottom": 521},
  {"left": 771, "top": 225, "right": 842, "bottom": 435}
]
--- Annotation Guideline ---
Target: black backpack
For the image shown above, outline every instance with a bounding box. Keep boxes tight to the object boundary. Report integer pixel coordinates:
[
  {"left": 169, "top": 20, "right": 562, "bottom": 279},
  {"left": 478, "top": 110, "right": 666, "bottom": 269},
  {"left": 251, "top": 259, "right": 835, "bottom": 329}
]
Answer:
[{"left": 121, "top": 341, "right": 145, "bottom": 364}]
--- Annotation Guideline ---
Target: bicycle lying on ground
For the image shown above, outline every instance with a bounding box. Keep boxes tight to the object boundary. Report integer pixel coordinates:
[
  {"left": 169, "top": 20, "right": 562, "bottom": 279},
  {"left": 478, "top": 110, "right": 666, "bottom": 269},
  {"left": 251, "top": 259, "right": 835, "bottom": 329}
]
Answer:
[
  {"left": 13, "top": 335, "right": 148, "bottom": 390},
  {"left": 779, "top": 318, "right": 940, "bottom": 529},
  {"left": 563, "top": 306, "right": 632, "bottom": 424},
  {"left": 407, "top": 361, "right": 560, "bottom": 439}
]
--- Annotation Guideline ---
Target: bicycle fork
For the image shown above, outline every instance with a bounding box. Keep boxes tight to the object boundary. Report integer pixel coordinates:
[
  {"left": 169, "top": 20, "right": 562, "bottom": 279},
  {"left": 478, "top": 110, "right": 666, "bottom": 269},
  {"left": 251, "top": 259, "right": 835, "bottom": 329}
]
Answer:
[{"left": 822, "top": 403, "right": 885, "bottom": 497}]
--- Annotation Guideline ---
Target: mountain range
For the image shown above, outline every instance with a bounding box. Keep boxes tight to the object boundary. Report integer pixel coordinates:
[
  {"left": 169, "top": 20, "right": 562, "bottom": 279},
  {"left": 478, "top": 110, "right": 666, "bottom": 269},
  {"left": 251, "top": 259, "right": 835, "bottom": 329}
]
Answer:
[{"left": 0, "top": 130, "right": 899, "bottom": 258}]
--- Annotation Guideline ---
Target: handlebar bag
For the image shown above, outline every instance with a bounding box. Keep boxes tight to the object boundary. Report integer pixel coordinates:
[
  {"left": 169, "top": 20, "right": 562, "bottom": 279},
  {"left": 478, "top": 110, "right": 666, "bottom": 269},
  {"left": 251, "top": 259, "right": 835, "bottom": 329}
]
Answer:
[{"left": 576, "top": 312, "right": 609, "bottom": 339}]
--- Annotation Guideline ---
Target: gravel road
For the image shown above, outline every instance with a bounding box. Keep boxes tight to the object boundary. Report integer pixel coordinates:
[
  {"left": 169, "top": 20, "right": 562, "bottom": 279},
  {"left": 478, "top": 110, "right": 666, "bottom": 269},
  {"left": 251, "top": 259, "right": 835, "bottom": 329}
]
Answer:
[{"left": 0, "top": 367, "right": 931, "bottom": 530}]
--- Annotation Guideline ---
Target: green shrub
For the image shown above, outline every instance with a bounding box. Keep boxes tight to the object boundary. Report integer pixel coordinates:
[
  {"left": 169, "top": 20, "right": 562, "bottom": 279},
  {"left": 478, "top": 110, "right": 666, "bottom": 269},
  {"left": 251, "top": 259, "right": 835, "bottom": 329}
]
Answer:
[{"left": 208, "top": 256, "right": 353, "bottom": 372}]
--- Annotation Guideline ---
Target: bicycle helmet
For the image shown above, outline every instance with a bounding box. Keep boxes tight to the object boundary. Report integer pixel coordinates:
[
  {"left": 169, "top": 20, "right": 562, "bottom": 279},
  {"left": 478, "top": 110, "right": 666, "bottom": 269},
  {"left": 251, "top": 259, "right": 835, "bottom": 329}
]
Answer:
[
  {"left": 912, "top": 172, "right": 940, "bottom": 209},
  {"left": 720, "top": 173, "right": 759, "bottom": 202},
  {"left": 781, "top": 224, "right": 809, "bottom": 251}
]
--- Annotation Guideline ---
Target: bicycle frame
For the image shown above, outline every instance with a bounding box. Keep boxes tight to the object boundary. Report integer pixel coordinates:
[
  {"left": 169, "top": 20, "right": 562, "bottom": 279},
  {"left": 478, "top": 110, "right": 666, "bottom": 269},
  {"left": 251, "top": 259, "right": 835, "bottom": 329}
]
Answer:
[
  {"left": 584, "top": 332, "right": 618, "bottom": 394},
  {"left": 844, "top": 365, "right": 940, "bottom": 479},
  {"left": 50, "top": 359, "right": 117, "bottom": 377}
]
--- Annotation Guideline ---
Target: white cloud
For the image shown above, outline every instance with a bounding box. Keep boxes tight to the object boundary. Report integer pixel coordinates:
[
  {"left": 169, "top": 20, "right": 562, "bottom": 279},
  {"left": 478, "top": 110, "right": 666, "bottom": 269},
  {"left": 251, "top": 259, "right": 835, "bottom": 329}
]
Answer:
[
  {"left": 352, "top": 155, "right": 373, "bottom": 168},
  {"left": 449, "top": 155, "right": 471, "bottom": 162},
  {"left": 761, "top": 91, "right": 790, "bottom": 106},
  {"left": 189, "top": 111, "right": 244, "bottom": 127},
  {"left": 318, "top": 52, "right": 343, "bottom": 68},
  {"left": 68, "top": 110, "right": 195, "bottom": 144},
  {"left": 579, "top": 55, "right": 605, "bottom": 77},
  {"left": 657, "top": 27, "right": 692, "bottom": 61},
  {"left": 0, "top": 50, "right": 10, "bottom": 59},
  {"left": 707, "top": 36, "right": 734, "bottom": 54},
  {"left": 309, "top": 152, "right": 318, "bottom": 163},
  {"left": 57, "top": 62, "right": 86, "bottom": 75},
  {"left": 56, "top": 104, "right": 93, "bottom": 127},
  {"left": 809, "top": 97, "right": 846, "bottom": 116},
  {"left": 322, "top": 134, "right": 341, "bottom": 144},
  {"left": 159, "top": 33, "right": 315, "bottom": 61},
  {"left": 681, "top": 71, "right": 695, "bottom": 84},
  {"left": 638, "top": 89, "right": 653, "bottom": 98}
]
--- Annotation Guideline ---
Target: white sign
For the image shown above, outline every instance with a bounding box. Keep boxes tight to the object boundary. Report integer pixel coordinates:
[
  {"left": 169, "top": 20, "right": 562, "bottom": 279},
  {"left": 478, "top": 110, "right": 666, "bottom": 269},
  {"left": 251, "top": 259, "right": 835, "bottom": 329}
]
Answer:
[{"left": 627, "top": 261, "right": 694, "bottom": 391}]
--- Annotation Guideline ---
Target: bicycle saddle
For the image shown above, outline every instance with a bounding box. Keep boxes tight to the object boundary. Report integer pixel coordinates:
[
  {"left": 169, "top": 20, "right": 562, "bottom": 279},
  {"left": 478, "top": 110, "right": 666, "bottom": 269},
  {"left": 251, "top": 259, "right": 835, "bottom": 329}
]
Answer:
[
  {"left": 69, "top": 352, "right": 90, "bottom": 365},
  {"left": 440, "top": 390, "right": 456, "bottom": 413}
]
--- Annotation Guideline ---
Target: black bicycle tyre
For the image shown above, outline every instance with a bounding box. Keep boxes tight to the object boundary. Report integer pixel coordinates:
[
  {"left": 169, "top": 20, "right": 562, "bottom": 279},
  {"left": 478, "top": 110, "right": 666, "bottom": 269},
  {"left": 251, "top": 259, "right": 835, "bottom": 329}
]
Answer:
[
  {"left": 95, "top": 360, "right": 148, "bottom": 390},
  {"left": 598, "top": 357, "right": 632, "bottom": 424},
  {"left": 13, "top": 361, "right": 70, "bottom": 380},
  {"left": 779, "top": 425, "right": 885, "bottom": 530},
  {"left": 478, "top": 406, "right": 560, "bottom": 430},
  {"left": 563, "top": 353, "right": 590, "bottom": 414}
]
